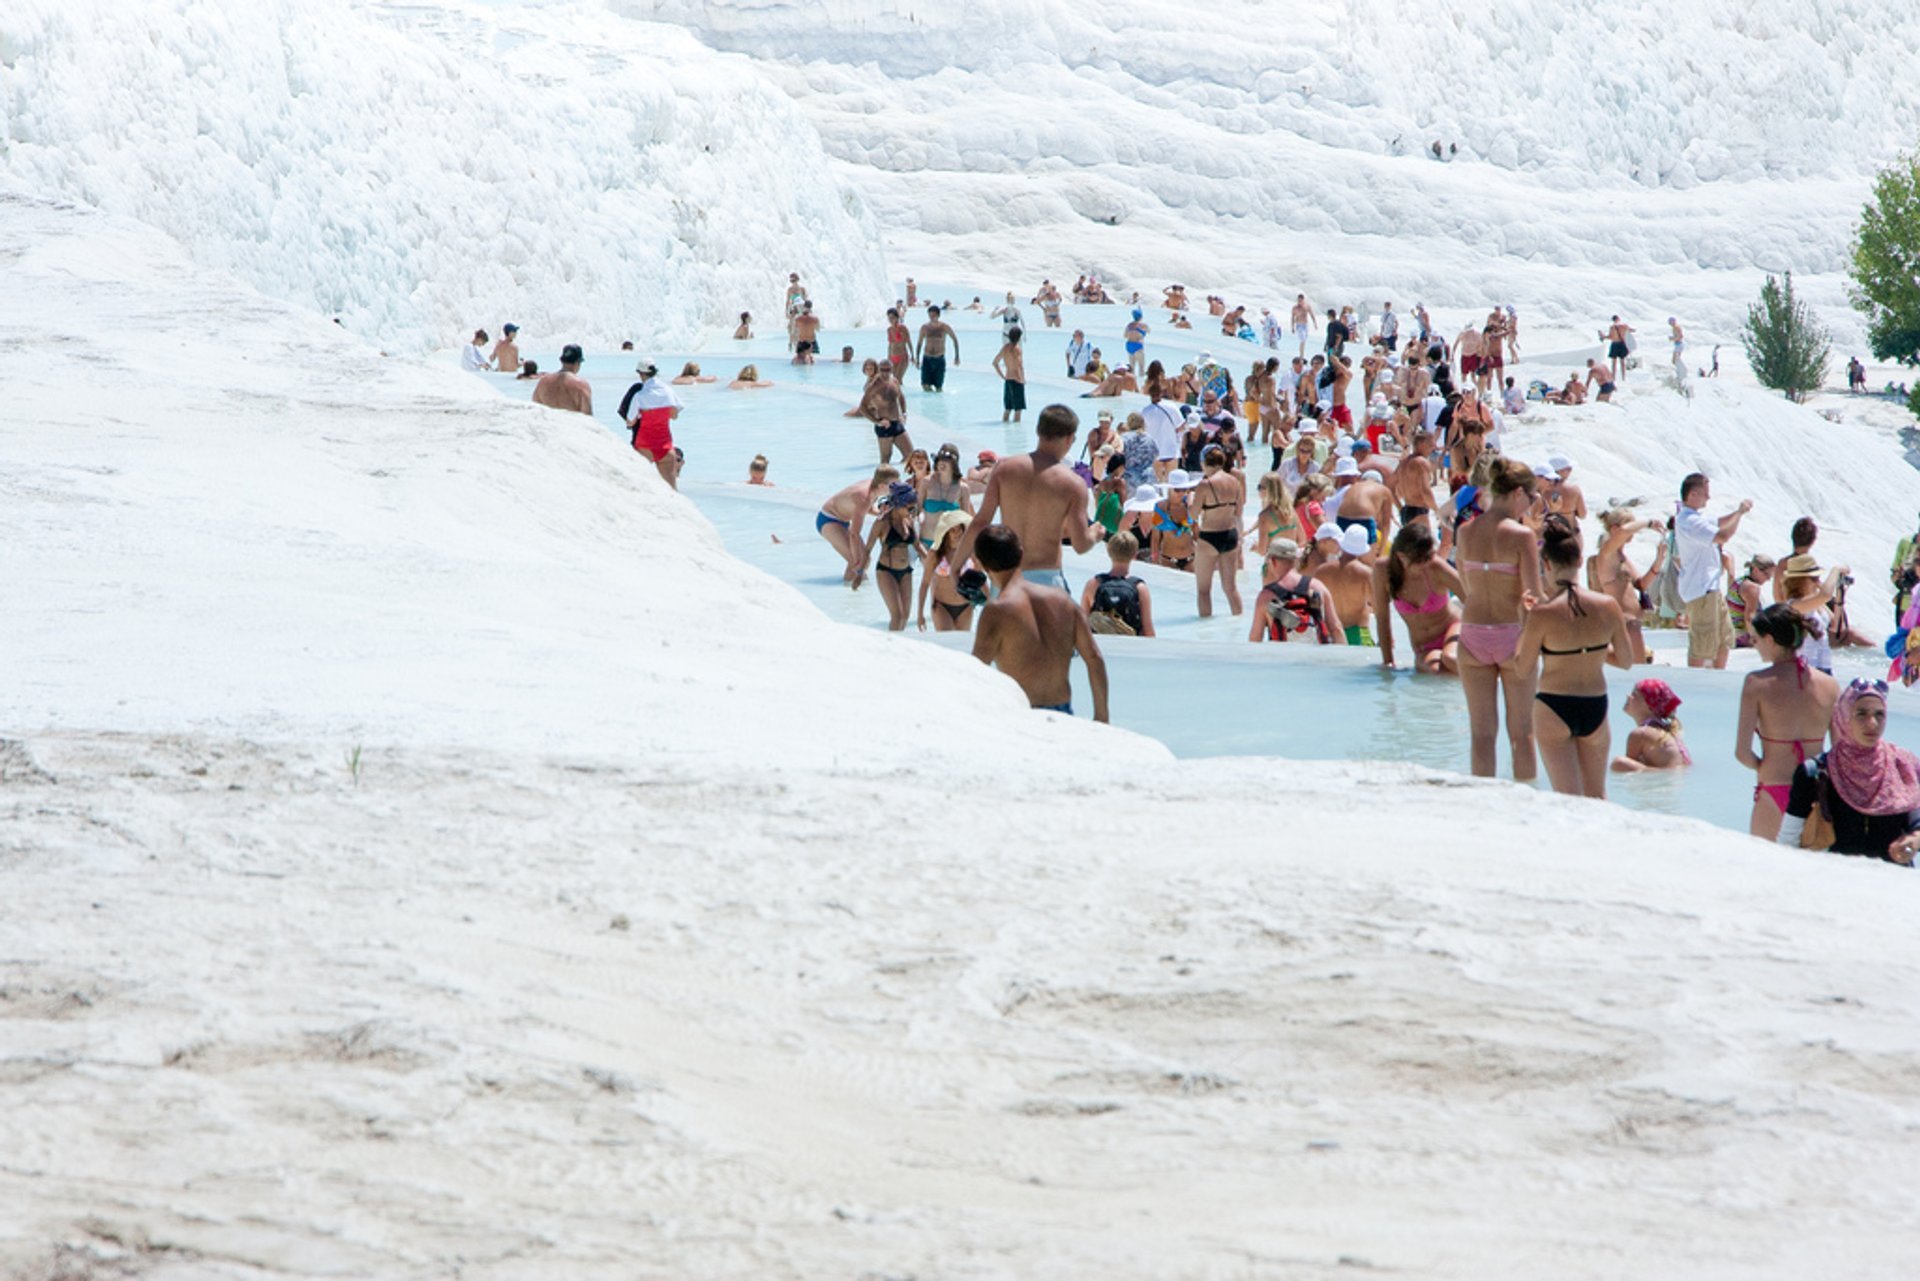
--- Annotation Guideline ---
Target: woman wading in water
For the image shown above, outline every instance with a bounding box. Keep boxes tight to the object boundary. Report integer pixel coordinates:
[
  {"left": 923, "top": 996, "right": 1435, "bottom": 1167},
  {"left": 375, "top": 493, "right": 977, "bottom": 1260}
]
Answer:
[
  {"left": 1455, "top": 458, "right": 1543, "bottom": 779},
  {"left": 1515, "top": 515, "right": 1633, "bottom": 798}
]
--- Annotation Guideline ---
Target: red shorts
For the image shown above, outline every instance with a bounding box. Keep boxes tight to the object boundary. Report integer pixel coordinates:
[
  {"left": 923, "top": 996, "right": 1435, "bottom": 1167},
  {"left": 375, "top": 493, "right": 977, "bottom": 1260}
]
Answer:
[
  {"left": 632, "top": 408, "right": 674, "bottom": 461},
  {"left": 1329, "top": 403, "right": 1353, "bottom": 428},
  {"left": 1461, "top": 355, "right": 1481, "bottom": 376},
  {"left": 1366, "top": 421, "right": 1389, "bottom": 451},
  {"left": 1484, "top": 351, "right": 1504, "bottom": 369}
]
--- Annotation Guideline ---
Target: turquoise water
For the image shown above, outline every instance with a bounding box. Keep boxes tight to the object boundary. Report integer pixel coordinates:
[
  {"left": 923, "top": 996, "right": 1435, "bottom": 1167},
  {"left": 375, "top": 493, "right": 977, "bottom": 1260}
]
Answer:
[{"left": 480, "top": 293, "right": 1918, "bottom": 832}]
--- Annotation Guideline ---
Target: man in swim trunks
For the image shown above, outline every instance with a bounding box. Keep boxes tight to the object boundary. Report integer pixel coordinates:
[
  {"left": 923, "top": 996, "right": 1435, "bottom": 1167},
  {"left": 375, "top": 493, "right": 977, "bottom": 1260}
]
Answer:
[
  {"left": 858, "top": 359, "right": 913, "bottom": 465},
  {"left": 817, "top": 465, "right": 897, "bottom": 587},
  {"left": 1323, "top": 308, "right": 1350, "bottom": 359},
  {"left": 1456, "top": 323, "right": 1484, "bottom": 390},
  {"left": 954, "top": 404, "right": 1106, "bottom": 594},
  {"left": 1605, "top": 315, "right": 1634, "bottom": 383},
  {"left": 970, "top": 523, "right": 1108, "bottom": 721},
  {"left": 791, "top": 302, "right": 822, "bottom": 365},
  {"left": 1326, "top": 524, "right": 1377, "bottom": 646},
  {"left": 915, "top": 307, "right": 960, "bottom": 392},
  {"left": 531, "top": 343, "right": 593, "bottom": 416},
  {"left": 1330, "top": 456, "right": 1392, "bottom": 550},
  {"left": 1585, "top": 358, "right": 1615, "bottom": 402},
  {"left": 1389, "top": 430, "right": 1438, "bottom": 529},
  {"left": 993, "top": 327, "right": 1027, "bottom": 424}
]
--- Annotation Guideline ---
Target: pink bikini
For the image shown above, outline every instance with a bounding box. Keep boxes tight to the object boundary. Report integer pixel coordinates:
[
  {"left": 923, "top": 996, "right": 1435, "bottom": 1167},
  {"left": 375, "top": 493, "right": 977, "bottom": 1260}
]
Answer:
[{"left": 1458, "top": 559, "right": 1522, "bottom": 664}]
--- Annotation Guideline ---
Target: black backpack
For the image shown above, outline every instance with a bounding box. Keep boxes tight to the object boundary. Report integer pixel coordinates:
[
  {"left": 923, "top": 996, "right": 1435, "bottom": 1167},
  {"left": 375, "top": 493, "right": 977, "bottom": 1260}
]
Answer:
[{"left": 1090, "top": 573, "right": 1143, "bottom": 634}]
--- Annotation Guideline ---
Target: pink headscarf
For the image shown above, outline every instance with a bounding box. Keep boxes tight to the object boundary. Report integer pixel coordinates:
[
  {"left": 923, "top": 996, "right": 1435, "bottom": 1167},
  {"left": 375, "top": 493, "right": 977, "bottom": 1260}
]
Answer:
[{"left": 1827, "top": 681, "right": 1920, "bottom": 816}]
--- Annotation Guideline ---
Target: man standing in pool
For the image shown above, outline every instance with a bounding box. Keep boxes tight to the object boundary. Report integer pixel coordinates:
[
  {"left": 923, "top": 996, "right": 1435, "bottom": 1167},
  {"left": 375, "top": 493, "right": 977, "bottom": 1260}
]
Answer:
[
  {"left": 791, "top": 301, "right": 821, "bottom": 365},
  {"left": 954, "top": 404, "right": 1105, "bottom": 593},
  {"left": 915, "top": 306, "right": 960, "bottom": 392},
  {"left": 970, "top": 523, "right": 1109, "bottom": 722},
  {"left": 531, "top": 343, "right": 592, "bottom": 416}
]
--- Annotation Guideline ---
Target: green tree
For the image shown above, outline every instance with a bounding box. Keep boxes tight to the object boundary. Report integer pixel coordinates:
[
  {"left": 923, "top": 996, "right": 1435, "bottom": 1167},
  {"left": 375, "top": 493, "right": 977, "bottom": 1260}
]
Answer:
[
  {"left": 1850, "top": 151, "right": 1920, "bottom": 417},
  {"left": 1741, "top": 272, "right": 1829, "bottom": 403}
]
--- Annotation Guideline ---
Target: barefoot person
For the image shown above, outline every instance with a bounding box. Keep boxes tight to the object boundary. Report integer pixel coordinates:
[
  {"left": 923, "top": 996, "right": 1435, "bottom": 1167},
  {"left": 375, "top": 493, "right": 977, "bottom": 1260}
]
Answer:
[
  {"left": 1612, "top": 678, "right": 1691, "bottom": 772},
  {"left": 1374, "top": 522, "right": 1462, "bottom": 674},
  {"left": 850, "top": 358, "right": 913, "bottom": 465},
  {"left": 617, "top": 359, "right": 683, "bottom": 489},
  {"left": 817, "top": 465, "right": 898, "bottom": 588},
  {"left": 915, "top": 306, "right": 960, "bottom": 392},
  {"left": 1456, "top": 458, "right": 1544, "bottom": 780},
  {"left": 971, "top": 524, "right": 1109, "bottom": 721},
  {"left": 885, "top": 307, "right": 912, "bottom": 381},
  {"left": 862, "top": 480, "right": 920, "bottom": 632},
  {"left": 1736, "top": 604, "right": 1841, "bottom": 840},
  {"left": 791, "top": 301, "right": 822, "bottom": 365},
  {"left": 954, "top": 405, "right": 1105, "bottom": 593},
  {"left": 531, "top": 343, "right": 593, "bottom": 415},
  {"left": 1192, "top": 446, "right": 1245, "bottom": 618},
  {"left": 1776, "top": 680, "right": 1920, "bottom": 863},
  {"left": 993, "top": 327, "right": 1028, "bottom": 424},
  {"left": 1515, "top": 516, "right": 1635, "bottom": 798}
]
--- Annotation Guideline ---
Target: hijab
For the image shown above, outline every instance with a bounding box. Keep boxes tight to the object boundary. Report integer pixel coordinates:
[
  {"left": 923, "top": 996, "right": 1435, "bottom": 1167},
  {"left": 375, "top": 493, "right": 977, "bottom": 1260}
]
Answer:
[{"left": 1827, "top": 681, "right": 1920, "bottom": 816}]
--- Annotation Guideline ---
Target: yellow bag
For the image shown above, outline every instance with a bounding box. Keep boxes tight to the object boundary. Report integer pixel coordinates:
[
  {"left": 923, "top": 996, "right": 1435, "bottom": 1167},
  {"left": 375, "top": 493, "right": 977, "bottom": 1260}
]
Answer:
[{"left": 1799, "top": 769, "right": 1835, "bottom": 852}]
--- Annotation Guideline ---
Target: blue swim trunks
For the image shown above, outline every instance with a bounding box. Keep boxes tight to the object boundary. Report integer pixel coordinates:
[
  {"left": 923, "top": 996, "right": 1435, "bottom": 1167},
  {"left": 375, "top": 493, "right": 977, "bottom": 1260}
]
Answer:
[{"left": 1037, "top": 702, "right": 1073, "bottom": 715}]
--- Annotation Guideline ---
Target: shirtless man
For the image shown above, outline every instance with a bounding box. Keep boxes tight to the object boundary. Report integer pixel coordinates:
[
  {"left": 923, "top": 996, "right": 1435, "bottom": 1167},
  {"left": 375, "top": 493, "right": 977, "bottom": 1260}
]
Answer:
[
  {"left": 1585, "top": 358, "right": 1616, "bottom": 402},
  {"left": 489, "top": 324, "right": 520, "bottom": 373},
  {"left": 1350, "top": 438, "right": 1394, "bottom": 483},
  {"left": 1390, "top": 430, "right": 1439, "bottom": 529},
  {"left": 1326, "top": 354, "right": 1355, "bottom": 430},
  {"left": 1291, "top": 293, "right": 1314, "bottom": 359},
  {"left": 954, "top": 404, "right": 1105, "bottom": 593},
  {"left": 1668, "top": 316, "right": 1686, "bottom": 368},
  {"left": 847, "top": 358, "right": 913, "bottom": 464},
  {"left": 1082, "top": 365, "right": 1138, "bottom": 398},
  {"left": 1330, "top": 456, "right": 1393, "bottom": 551},
  {"left": 791, "top": 302, "right": 822, "bottom": 365},
  {"left": 1397, "top": 350, "right": 1430, "bottom": 410},
  {"left": 1455, "top": 323, "right": 1484, "bottom": 393},
  {"left": 993, "top": 327, "right": 1027, "bottom": 424},
  {"left": 904, "top": 277, "right": 918, "bottom": 307},
  {"left": 970, "top": 524, "right": 1108, "bottom": 721},
  {"left": 817, "top": 465, "right": 896, "bottom": 587},
  {"left": 1325, "top": 525, "right": 1378, "bottom": 646},
  {"left": 1605, "top": 314, "right": 1634, "bottom": 383},
  {"left": 915, "top": 306, "right": 960, "bottom": 392},
  {"left": 531, "top": 343, "right": 592, "bottom": 415},
  {"left": 1541, "top": 454, "right": 1588, "bottom": 521}
]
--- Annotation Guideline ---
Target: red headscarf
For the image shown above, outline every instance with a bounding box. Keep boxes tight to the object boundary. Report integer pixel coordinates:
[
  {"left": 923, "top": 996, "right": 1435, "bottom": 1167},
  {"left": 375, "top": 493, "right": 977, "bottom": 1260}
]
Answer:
[
  {"left": 1827, "top": 681, "right": 1920, "bottom": 816},
  {"left": 1634, "top": 678, "right": 1682, "bottom": 724}
]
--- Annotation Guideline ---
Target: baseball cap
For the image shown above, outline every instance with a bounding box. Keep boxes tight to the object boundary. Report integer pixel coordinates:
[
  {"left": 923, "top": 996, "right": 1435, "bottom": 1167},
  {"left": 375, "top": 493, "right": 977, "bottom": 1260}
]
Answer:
[
  {"left": 502, "top": 323, "right": 518, "bottom": 334},
  {"left": 1268, "top": 538, "right": 1301, "bottom": 561},
  {"left": 977, "top": 450, "right": 998, "bottom": 465},
  {"left": 560, "top": 343, "right": 584, "bottom": 364}
]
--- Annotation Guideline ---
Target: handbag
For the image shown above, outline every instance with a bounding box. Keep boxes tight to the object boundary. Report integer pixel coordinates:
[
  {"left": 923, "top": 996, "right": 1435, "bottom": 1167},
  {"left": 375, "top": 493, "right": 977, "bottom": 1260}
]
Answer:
[{"left": 1799, "top": 766, "right": 1835, "bottom": 852}]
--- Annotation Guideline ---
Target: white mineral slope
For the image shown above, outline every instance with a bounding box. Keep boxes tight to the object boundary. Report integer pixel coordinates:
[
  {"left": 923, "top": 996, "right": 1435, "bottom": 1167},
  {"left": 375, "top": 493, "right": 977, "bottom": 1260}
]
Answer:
[
  {"left": 7, "top": 193, "right": 1920, "bottom": 1277},
  {"left": 638, "top": 0, "right": 1920, "bottom": 346},
  {"left": 0, "top": 0, "right": 891, "bottom": 352},
  {"left": 0, "top": 192, "right": 1084, "bottom": 772}
]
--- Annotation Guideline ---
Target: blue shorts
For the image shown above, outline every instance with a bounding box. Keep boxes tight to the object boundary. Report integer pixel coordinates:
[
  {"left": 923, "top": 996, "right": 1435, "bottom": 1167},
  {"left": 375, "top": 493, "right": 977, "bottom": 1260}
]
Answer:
[
  {"left": 1020, "top": 567, "right": 1070, "bottom": 593},
  {"left": 1037, "top": 702, "right": 1073, "bottom": 716}
]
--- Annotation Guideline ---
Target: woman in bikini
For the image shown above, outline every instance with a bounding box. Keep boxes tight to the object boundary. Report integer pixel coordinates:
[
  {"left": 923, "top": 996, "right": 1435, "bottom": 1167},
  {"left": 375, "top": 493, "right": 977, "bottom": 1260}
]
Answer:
[
  {"left": 727, "top": 364, "right": 774, "bottom": 389},
  {"left": 916, "top": 510, "right": 975, "bottom": 633},
  {"left": 862, "top": 481, "right": 921, "bottom": 632},
  {"left": 1455, "top": 458, "right": 1545, "bottom": 780},
  {"left": 1373, "top": 522, "right": 1463, "bottom": 675},
  {"left": 1515, "top": 515, "right": 1634, "bottom": 798},
  {"left": 1152, "top": 471, "right": 1198, "bottom": 571},
  {"left": 885, "top": 308, "right": 912, "bottom": 381},
  {"left": 1612, "top": 678, "right": 1691, "bottom": 772},
  {"left": 1192, "top": 446, "right": 1245, "bottom": 618},
  {"left": 1245, "top": 471, "right": 1300, "bottom": 560},
  {"left": 1592, "top": 507, "right": 1666, "bottom": 663},
  {"left": 1736, "top": 604, "right": 1841, "bottom": 839},
  {"left": 916, "top": 445, "right": 972, "bottom": 549}
]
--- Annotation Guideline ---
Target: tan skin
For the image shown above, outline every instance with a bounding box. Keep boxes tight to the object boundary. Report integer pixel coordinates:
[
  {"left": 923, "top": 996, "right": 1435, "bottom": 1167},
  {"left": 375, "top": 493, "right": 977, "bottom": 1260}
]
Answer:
[
  {"left": 1078, "top": 550, "right": 1157, "bottom": 637},
  {"left": 1736, "top": 632, "right": 1840, "bottom": 839},
  {"left": 1249, "top": 558, "right": 1345, "bottom": 643},
  {"left": 1192, "top": 456, "right": 1246, "bottom": 618},
  {"left": 818, "top": 474, "right": 891, "bottom": 586},
  {"left": 1456, "top": 484, "right": 1545, "bottom": 780},
  {"left": 863, "top": 504, "right": 919, "bottom": 631},
  {"left": 1594, "top": 515, "right": 1666, "bottom": 663},
  {"left": 953, "top": 430, "right": 1102, "bottom": 576},
  {"left": 973, "top": 562, "right": 1109, "bottom": 722},
  {"left": 1325, "top": 552, "right": 1375, "bottom": 642},
  {"left": 1388, "top": 436, "right": 1436, "bottom": 519},
  {"left": 1611, "top": 688, "right": 1689, "bottom": 773},
  {"left": 1372, "top": 553, "right": 1464, "bottom": 675},
  {"left": 1515, "top": 560, "right": 1635, "bottom": 799},
  {"left": 916, "top": 524, "right": 975, "bottom": 633}
]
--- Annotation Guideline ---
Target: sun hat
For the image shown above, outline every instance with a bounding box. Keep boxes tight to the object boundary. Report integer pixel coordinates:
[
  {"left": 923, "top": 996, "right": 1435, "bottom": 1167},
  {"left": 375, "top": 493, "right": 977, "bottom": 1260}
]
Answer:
[
  {"left": 1635, "top": 678, "right": 1682, "bottom": 721},
  {"left": 1333, "top": 457, "right": 1361, "bottom": 478},
  {"left": 1165, "top": 469, "right": 1201, "bottom": 490},
  {"left": 925, "top": 509, "right": 971, "bottom": 550},
  {"left": 1784, "top": 553, "right": 1822, "bottom": 577},
  {"left": 1532, "top": 462, "right": 1556, "bottom": 479},
  {"left": 1124, "top": 483, "right": 1164, "bottom": 513},
  {"left": 1268, "top": 537, "right": 1301, "bottom": 561},
  {"left": 1339, "top": 526, "right": 1373, "bottom": 557},
  {"left": 1314, "top": 521, "right": 1342, "bottom": 542},
  {"left": 1549, "top": 453, "right": 1573, "bottom": 472}
]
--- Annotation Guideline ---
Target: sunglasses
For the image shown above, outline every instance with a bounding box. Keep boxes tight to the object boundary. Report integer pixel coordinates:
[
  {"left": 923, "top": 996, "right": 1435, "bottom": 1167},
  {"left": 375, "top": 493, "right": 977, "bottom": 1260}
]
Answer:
[{"left": 1849, "top": 678, "right": 1891, "bottom": 696}]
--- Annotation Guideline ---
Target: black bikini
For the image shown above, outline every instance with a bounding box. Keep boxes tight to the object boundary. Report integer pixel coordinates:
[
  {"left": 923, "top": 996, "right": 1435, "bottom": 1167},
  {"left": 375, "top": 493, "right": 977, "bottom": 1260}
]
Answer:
[
  {"left": 1534, "top": 583, "right": 1610, "bottom": 738},
  {"left": 1197, "top": 480, "right": 1239, "bottom": 554},
  {"left": 935, "top": 598, "right": 970, "bottom": 623}
]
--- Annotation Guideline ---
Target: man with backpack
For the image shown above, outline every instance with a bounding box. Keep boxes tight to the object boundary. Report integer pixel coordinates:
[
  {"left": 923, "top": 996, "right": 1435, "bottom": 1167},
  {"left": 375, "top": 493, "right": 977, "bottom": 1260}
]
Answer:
[
  {"left": 1249, "top": 539, "right": 1346, "bottom": 643},
  {"left": 1081, "top": 532, "right": 1156, "bottom": 637}
]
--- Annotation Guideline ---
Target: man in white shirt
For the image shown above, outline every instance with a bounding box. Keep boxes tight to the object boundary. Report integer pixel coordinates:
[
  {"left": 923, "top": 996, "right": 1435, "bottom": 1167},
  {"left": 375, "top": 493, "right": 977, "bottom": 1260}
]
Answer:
[
  {"left": 461, "top": 329, "right": 492, "bottom": 372},
  {"left": 1673, "top": 471, "right": 1752, "bottom": 669}
]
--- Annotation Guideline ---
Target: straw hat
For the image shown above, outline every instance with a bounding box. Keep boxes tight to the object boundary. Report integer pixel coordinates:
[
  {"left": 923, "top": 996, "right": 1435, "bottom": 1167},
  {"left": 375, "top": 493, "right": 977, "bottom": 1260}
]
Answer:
[
  {"left": 925, "top": 509, "right": 971, "bottom": 550},
  {"left": 1783, "top": 554, "right": 1822, "bottom": 578}
]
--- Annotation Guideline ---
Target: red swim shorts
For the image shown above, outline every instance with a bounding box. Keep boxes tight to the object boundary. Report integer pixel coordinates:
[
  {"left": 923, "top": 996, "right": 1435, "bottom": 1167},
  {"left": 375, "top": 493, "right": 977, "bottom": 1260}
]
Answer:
[
  {"left": 632, "top": 408, "right": 674, "bottom": 461},
  {"left": 1461, "top": 354, "right": 1481, "bottom": 376},
  {"left": 1329, "top": 403, "right": 1353, "bottom": 428}
]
